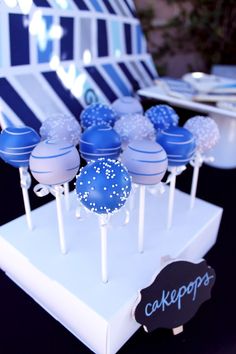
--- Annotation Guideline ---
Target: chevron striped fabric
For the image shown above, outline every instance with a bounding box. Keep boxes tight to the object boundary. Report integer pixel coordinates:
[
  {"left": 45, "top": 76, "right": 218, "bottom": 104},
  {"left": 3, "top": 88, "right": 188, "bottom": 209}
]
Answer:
[{"left": 0, "top": 0, "right": 158, "bottom": 131}]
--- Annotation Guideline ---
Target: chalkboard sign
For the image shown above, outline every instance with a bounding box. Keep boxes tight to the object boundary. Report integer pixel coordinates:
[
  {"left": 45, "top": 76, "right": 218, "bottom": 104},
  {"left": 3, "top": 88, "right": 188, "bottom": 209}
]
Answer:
[{"left": 134, "top": 260, "right": 215, "bottom": 332}]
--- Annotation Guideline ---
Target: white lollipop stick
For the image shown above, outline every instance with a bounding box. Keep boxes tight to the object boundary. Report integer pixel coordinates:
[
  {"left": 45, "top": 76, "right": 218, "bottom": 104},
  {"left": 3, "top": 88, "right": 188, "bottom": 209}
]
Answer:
[
  {"left": 63, "top": 182, "right": 70, "bottom": 211},
  {"left": 99, "top": 214, "right": 108, "bottom": 283},
  {"left": 19, "top": 167, "right": 33, "bottom": 231},
  {"left": 138, "top": 185, "right": 146, "bottom": 253},
  {"left": 55, "top": 185, "right": 67, "bottom": 254},
  {"left": 167, "top": 170, "right": 176, "bottom": 230},
  {"left": 190, "top": 154, "right": 201, "bottom": 209}
]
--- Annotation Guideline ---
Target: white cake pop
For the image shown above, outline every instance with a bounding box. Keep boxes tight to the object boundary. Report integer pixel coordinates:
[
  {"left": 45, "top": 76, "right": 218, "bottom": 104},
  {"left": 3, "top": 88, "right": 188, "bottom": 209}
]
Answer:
[
  {"left": 114, "top": 114, "right": 156, "bottom": 149},
  {"left": 112, "top": 96, "right": 143, "bottom": 118},
  {"left": 184, "top": 116, "right": 220, "bottom": 153},
  {"left": 40, "top": 113, "right": 81, "bottom": 146}
]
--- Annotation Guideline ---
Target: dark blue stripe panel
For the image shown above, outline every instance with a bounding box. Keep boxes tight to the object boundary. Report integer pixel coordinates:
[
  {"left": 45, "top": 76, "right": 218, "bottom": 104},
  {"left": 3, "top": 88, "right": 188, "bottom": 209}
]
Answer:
[
  {"left": 118, "top": 62, "right": 140, "bottom": 91},
  {"left": 42, "top": 71, "right": 84, "bottom": 117},
  {"left": 73, "top": 0, "right": 89, "bottom": 10},
  {"left": 85, "top": 66, "right": 117, "bottom": 102},
  {"left": 102, "top": 64, "right": 131, "bottom": 96},
  {"left": 102, "top": 0, "right": 116, "bottom": 14},
  {"left": 0, "top": 78, "right": 41, "bottom": 131},
  {"left": 60, "top": 17, "right": 74, "bottom": 61},
  {"left": 124, "top": 0, "right": 137, "bottom": 17},
  {"left": 124, "top": 23, "right": 132, "bottom": 55},
  {"left": 33, "top": 0, "right": 51, "bottom": 6},
  {"left": 9, "top": 14, "right": 29, "bottom": 66},
  {"left": 97, "top": 19, "right": 108, "bottom": 57},
  {"left": 141, "top": 60, "right": 156, "bottom": 80}
]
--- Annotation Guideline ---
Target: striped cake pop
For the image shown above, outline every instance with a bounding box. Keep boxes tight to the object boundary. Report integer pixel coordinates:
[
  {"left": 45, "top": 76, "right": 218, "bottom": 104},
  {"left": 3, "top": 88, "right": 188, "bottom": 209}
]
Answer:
[
  {"left": 112, "top": 96, "right": 143, "bottom": 118},
  {"left": 0, "top": 126, "right": 40, "bottom": 168},
  {"left": 114, "top": 114, "right": 156, "bottom": 149},
  {"left": 145, "top": 104, "right": 179, "bottom": 132},
  {"left": 184, "top": 116, "right": 220, "bottom": 153},
  {"left": 40, "top": 113, "right": 81, "bottom": 146},
  {"left": 157, "top": 126, "right": 196, "bottom": 167},
  {"left": 79, "top": 124, "right": 121, "bottom": 162},
  {"left": 30, "top": 140, "right": 80, "bottom": 185},
  {"left": 80, "top": 103, "right": 117, "bottom": 129},
  {"left": 121, "top": 140, "right": 168, "bottom": 185}
]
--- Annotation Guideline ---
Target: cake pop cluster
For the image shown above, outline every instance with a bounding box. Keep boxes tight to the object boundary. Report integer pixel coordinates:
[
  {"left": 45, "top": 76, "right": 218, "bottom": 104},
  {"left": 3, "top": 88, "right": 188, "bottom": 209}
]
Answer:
[{"left": 76, "top": 159, "right": 132, "bottom": 214}]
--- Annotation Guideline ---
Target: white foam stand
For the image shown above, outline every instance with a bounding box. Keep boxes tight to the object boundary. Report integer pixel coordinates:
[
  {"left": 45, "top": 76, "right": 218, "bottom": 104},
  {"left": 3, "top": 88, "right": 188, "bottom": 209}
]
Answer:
[{"left": 0, "top": 188, "right": 222, "bottom": 354}]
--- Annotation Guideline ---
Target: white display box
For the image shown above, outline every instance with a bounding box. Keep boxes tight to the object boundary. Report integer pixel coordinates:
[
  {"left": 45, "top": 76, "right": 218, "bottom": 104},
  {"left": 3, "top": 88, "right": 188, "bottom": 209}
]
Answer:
[{"left": 0, "top": 188, "right": 222, "bottom": 354}]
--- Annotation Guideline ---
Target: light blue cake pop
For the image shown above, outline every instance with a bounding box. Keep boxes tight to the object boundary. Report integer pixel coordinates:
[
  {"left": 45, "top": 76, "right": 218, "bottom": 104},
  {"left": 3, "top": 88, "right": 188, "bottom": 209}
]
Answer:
[{"left": 112, "top": 96, "right": 143, "bottom": 118}]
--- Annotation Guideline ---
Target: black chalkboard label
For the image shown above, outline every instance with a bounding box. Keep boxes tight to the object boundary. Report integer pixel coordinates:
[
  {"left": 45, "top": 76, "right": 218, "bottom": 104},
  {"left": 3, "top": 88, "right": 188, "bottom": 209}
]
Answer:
[{"left": 134, "top": 260, "right": 215, "bottom": 332}]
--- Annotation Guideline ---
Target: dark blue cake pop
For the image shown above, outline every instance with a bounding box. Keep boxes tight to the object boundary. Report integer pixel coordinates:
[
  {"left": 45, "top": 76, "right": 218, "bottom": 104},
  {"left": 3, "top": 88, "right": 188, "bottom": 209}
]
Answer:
[
  {"left": 145, "top": 104, "right": 179, "bottom": 132},
  {"left": 80, "top": 103, "right": 117, "bottom": 129}
]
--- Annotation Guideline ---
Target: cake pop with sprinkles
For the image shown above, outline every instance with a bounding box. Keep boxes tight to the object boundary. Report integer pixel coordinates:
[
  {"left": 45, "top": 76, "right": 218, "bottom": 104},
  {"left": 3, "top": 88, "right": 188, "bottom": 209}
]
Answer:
[
  {"left": 40, "top": 113, "right": 81, "bottom": 146},
  {"left": 80, "top": 103, "right": 117, "bottom": 130},
  {"left": 145, "top": 104, "right": 179, "bottom": 132},
  {"left": 76, "top": 159, "right": 131, "bottom": 214},
  {"left": 157, "top": 126, "right": 196, "bottom": 167},
  {"left": 79, "top": 124, "right": 121, "bottom": 162},
  {"left": 184, "top": 116, "right": 220, "bottom": 153},
  {"left": 114, "top": 114, "right": 156, "bottom": 150},
  {"left": 112, "top": 96, "right": 143, "bottom": 118}
]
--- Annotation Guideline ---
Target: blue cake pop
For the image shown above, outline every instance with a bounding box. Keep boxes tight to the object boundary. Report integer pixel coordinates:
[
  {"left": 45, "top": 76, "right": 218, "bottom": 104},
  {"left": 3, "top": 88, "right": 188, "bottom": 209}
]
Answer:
[
  {"left": 112, "top": 96, "right": 143, "bottom": 118},
  {"left": 79, "top": 124, "right": 121, "bottom": 162},
  {"left": 76, "top": 159, "right": 131, "bottom": 214},
  {"left": 0, "top": 126, "right": 40, "bottom": 168},
  {"left": 29, "top": 140, "right": 80, "bottom": 185},
  {"left": 145, "top": 105, "right": 179, "bottom": 132},
  {"left": 80, "top": 103, "right": 117, "bottom": 129},
  {"left": 157, "top": 126, "right": 196, "bottom": 167}
]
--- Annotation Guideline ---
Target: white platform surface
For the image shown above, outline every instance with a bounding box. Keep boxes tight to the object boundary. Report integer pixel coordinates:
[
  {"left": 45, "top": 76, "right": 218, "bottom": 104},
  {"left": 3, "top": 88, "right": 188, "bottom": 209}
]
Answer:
[{"left": 0, "top": 188, "right": 223, "bottom": 354}]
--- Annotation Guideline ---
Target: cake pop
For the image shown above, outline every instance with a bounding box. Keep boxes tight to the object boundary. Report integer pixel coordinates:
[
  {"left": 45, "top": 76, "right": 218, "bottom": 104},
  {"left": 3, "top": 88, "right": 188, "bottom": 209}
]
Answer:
[
  {"left": 79, "top": 124, "right": 121, "bottom": 162},
  {"left": 40, "top": 113, "right": 81, "bottom": 146},
  {"left": 112, "top": 96, "right": 143, "bottom": 118},
  {"left": 114, "top": 114, "right": 155, "bottom": 149},
  {"left": 184, "top": 116, "right": 220, "bottom": 208},
  {"left": 0, "top": 126, "right": 40, "bottom": 230},
  {"left": 145, "top": 104, "right": 179, "bottom": 132},
  {"left": 76, "top": 158, "right": 131, "bottom": 282},
  {"left": 121, "top": 140, "right": 168, "bottom": 252},
  {"left": 80, "top": 103, "right": 117, "bottom": 129},
  {"left": 30, "top": 140, "right": 80, "bottom": 254},
  {"left": 157, "top": 126, "right": 196, "bottom": 229}
]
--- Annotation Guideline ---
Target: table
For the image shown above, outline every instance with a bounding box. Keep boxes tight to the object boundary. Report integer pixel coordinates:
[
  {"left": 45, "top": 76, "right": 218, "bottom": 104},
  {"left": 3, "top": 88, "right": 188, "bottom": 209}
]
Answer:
[{"left": 138, "top": 85, "right": 236, "bottom": 169}]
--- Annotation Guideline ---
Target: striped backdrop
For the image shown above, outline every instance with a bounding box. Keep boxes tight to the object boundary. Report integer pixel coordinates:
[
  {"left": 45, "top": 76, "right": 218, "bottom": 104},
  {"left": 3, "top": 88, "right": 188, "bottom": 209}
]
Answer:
[{"left": 0, "top": 0, "right": 158, "bottom": 131}]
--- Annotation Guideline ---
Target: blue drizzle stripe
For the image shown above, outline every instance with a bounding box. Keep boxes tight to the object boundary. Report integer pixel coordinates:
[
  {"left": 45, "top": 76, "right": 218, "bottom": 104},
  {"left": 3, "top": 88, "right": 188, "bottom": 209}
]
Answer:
[
  {"left": 66, "top": 165, "right": 80, "bottom": 171},
  {"left": 0, "top": 78, "right": 40, "bottom": 130},
  {"left": 124, "top": 23, "right": 132, "bottom": 54},
  {"left": 42, "top": 71, "right": 84, "bottom": 117},
  {"left": 136, "top": 158, "right": 168, "bottom": 163},
  {"left": 102, "top": 0, "right": 116, "bottom": 14},
  {"left": 73, "top": 0, "right": 89, "bottom": 10},
  {"left": 9, "top": 14, "right": 29, "bottom": 66},
  {"left": 140, "top": 60, "right": 156, "bottom": 80},
  {"left": 31, "top": 150, "right": 71, "bottom": 159},
  {"left": 89, "top": 0, "right": 103, "bottom": 12},
  {"left": 85, "top": 66, "right": 117, "bottom": 102},
  {"left": 31, "top": 170, "right": 52, "bottom": 174},
  {"left": 102, "top": 64, "right": 131, "bottom": 96},
  {"left": 118, "top": 62, "right": 140, "bottom": 91},
  {"left": 33, "top": 0, "right": 51, "bottom": 7},
  {"left": 124, "top": 0, "right": 137, "bottom": 17},
  {"left": 60, "top": 17, "right": 74, "bottom": 61},
  {"left": 129, "top": 146, "right": 163, "bottom": 154},
  {"left": 129, "top": 170, "right": 165, "bottom": 176},
  {"left": 97, "top": 19, "right": 108, "bottom": 57}
]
